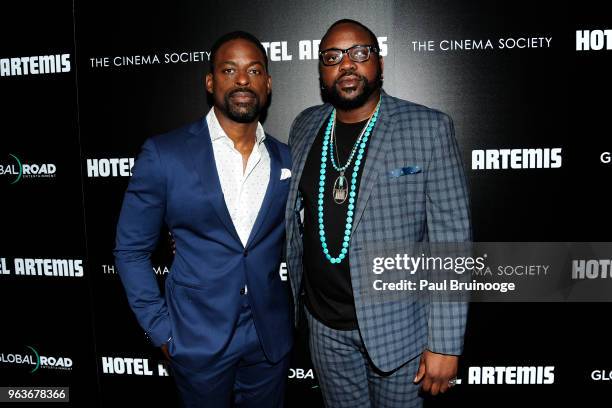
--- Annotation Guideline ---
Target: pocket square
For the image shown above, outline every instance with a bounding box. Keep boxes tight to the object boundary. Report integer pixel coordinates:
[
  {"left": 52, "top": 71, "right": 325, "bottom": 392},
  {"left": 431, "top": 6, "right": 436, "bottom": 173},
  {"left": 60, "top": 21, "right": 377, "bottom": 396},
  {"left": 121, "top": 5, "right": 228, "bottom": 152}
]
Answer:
[
  {"left": 280, "top": 168, "right": 292, "bottom": 180},
  {"left": 388, "top": 166, "right": 422, "bottom": 177}
]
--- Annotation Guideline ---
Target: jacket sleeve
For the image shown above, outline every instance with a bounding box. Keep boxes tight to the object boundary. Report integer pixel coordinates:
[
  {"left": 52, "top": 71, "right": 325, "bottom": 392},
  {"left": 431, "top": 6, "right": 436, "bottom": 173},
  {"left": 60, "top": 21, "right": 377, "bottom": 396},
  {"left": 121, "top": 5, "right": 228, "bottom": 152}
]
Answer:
[
  {"left": 425, "top": 113, "right": 472, "bottom": 355},
  {"left": 113, "top": 138, "right": 171, "bottom": 347}
]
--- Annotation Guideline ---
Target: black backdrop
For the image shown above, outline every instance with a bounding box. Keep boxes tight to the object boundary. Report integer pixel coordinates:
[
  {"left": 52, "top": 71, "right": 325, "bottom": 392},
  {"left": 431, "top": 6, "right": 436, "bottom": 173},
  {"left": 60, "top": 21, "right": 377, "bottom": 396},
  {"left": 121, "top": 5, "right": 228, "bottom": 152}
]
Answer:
[{"left": 2, "top": 0, "right": 611, "bottom": 406}]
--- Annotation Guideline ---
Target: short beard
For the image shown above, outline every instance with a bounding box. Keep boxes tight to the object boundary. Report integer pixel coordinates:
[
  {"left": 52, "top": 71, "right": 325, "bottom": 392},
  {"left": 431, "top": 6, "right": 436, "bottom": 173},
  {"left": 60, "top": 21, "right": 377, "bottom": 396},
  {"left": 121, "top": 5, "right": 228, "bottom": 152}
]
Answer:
[
  {"left": 220, "top": 89, "right": 261, "bottom": 123},
  {"left": 321, "top": 68, "right": 382, "bottom": 110}
]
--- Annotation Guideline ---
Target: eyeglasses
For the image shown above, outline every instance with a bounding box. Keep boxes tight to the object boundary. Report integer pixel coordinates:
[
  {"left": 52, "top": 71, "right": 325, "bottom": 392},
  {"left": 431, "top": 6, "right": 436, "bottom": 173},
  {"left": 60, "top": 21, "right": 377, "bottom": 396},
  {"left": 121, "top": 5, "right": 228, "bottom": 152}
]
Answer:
[{"left": 319, "top": 44, "right": 380, "bottom": 66}]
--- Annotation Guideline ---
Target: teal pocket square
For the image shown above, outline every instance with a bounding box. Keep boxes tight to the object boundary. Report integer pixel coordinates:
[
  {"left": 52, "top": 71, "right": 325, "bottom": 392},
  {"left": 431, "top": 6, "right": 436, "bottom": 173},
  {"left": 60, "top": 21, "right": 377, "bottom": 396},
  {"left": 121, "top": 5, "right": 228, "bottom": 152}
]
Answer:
[{"left": 388, "top": 166, "right": 422, "bottom": 177}]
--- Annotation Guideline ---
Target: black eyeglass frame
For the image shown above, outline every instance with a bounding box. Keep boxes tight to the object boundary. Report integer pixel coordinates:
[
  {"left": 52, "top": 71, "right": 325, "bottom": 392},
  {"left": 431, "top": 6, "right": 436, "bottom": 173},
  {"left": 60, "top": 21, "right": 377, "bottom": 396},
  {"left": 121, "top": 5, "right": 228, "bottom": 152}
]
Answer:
[{"left": 318, "top": 44, "right": 380, "bottom": 66}]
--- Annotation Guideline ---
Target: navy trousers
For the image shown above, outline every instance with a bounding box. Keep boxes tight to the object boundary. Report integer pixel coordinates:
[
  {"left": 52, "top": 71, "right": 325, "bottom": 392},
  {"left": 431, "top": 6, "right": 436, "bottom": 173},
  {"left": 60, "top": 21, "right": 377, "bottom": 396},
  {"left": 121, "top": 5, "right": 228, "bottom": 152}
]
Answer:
[
  {"left": 169, "top": 295, "right": 290, "bottom": 407},
  {"left": 306, "top": 308, "right": 423, "bottom": 408}
]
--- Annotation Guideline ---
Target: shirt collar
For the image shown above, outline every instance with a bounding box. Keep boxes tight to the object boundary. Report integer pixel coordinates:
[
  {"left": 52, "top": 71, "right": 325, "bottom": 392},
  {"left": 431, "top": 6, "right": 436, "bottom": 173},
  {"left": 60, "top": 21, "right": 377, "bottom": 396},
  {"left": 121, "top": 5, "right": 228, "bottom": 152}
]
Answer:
[{"left": 206, "top": 107, "right": 266, "bottom": 145}]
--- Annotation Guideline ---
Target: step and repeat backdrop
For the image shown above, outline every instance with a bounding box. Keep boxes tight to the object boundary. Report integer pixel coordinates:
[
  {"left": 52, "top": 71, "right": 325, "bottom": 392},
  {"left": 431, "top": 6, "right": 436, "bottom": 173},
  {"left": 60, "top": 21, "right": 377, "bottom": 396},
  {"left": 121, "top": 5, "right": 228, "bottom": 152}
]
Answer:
[{"left": 1, "top": 0, "right": 611, "bottom": 406}]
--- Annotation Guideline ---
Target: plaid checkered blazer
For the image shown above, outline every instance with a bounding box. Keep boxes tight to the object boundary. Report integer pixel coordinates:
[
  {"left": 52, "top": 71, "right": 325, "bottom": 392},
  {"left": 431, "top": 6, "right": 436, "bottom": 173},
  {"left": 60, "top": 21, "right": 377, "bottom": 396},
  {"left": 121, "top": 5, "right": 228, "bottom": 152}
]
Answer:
[{"left": 285, "top": 91, "right": 472, "bottom": 372}]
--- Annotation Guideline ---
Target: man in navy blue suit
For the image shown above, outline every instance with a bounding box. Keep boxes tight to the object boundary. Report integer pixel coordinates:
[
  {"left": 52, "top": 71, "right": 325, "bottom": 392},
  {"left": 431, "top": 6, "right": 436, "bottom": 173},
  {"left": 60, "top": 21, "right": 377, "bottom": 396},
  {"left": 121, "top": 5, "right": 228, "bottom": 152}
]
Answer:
[{"left": 114, "top": 31, "right": 293, "bottom": 407}]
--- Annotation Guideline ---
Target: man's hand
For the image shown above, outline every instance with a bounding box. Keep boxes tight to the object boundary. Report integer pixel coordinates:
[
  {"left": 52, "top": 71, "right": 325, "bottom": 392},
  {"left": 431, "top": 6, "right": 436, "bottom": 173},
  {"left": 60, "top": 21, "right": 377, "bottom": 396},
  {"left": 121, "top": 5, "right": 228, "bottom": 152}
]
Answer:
[
  {"left": 160, "top": 343, "right": 171, "bottom": 361},
  {"left": 413, "top": 349, "right": 458, "bottom": 395}
]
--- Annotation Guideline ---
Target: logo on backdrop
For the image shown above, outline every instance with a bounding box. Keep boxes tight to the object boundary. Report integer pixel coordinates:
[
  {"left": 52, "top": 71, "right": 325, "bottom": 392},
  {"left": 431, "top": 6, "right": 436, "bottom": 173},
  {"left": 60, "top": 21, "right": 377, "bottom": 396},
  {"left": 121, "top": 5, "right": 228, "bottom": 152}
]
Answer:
[
  {"left": 471, "top": 148, "right": 562, "bottom": 170},
  {"left": 101, "top": 356, "right": 170, "bottom": 377},
  {"left": 0, "top": 345, "right": 73, "bottom": 372},
  {"left": 591, "top": 369, "right": 612, "bottom": 381},
  {"left": 466, "top": 366, "right": 555, "bottom": 384},
  {"left": 411, "top": 36, "right": 552, "bottom": 52},
  {"left": 0, "top": 54, "right": 71, "bottom": 77},
  {"left": 0, "top": 257, "right": 84, "bottom": 278},
  {"left": 572, "top": 259, "right": 612, "bottom": 279},
  {"left": 88, "top": 37, "right": 388, "bottom": 69},
  {"left": 576, "top": 30, "right": 612, "bottom": 51},
  {"left": 0, "top": 154, "right": 56, "bottom": 184},
  {"left": 101, "top": 263, "right": 287, "bottom": 281},
  {"left": 288, "top": 368, "right": 315, "bottom": 380},
  {"left": 101, "top": 264, "right": 169, "bottom": 276},
  {"left": 86, "top": 158, "right": 134, "bottom": 178},
  {"left": 100, "top": 357, "right": 315, "bottom": 381}
]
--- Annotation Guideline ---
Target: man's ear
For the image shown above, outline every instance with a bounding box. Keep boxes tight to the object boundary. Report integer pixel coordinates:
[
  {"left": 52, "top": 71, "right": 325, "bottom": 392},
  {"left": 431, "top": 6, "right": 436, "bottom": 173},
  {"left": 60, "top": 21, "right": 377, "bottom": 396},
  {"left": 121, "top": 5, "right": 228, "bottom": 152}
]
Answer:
[
  {"left": 379, "top": 56, "right": 384, "bottom": 78},
  {"left": 205, "top": 73, "right": 213, "bottom": 94},
  {"left": 267, "top": 74, "right": 272, "bottom": 95}
]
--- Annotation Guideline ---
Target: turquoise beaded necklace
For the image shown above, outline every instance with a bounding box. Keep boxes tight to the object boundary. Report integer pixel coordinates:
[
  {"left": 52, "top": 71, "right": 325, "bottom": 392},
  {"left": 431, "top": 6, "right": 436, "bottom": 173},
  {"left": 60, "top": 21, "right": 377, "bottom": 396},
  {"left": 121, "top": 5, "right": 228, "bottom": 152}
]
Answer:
[{"left": 318, "top": 99, "right": 381, "bottom": 264}]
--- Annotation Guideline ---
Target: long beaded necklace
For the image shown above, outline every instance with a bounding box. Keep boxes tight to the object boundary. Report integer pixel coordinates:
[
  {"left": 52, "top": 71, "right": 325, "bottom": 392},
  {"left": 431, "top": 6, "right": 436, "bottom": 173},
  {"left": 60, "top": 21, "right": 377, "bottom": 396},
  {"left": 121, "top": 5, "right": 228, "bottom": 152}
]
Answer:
[
  {"left": 318, "top": 99, "right": 381, "bottom": 264},
  {"left": 329, "top": 115, "right": 371, "bottom": 204}
]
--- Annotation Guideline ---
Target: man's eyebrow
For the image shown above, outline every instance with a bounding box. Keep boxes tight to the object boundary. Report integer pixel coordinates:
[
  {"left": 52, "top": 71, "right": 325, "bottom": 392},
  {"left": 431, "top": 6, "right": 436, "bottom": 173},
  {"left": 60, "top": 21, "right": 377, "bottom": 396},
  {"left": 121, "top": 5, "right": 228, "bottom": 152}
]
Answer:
[
  {"left": 219, "top": 61, "right": 265, "bottom": 67},
  {"left": 321, "top": 44, "right": 363, "bottom": 50}
]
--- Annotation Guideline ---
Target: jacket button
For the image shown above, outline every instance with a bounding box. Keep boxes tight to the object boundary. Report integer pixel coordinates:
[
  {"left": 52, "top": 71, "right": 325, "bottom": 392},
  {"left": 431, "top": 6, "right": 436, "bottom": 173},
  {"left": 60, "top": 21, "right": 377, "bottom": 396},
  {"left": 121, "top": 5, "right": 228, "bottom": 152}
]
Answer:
[
  {"left": 240, "top": 287, "right": 246, "bottom": 295},
  {"left": 243, "top": 249, "right": 248, "bottom": 257}
]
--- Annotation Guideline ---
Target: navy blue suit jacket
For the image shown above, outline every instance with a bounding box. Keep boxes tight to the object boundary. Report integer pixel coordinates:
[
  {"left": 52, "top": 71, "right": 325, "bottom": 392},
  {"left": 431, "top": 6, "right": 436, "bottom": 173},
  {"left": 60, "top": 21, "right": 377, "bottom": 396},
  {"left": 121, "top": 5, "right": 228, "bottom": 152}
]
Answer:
[{"left": 114, "top": 117, "right": 293, "bottom": 371}]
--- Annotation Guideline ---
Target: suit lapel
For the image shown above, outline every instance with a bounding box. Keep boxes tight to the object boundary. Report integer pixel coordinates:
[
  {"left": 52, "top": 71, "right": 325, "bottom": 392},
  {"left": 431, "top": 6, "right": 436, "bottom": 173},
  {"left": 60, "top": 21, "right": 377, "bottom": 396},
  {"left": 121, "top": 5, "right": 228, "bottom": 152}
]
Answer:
[
  {"left": 286, "top": 104, "right": 333, "bottom": 244},
  {"left": 352, "top": 94, "right": 396, "bottom": 233},
  {"left": 186, "top": 120, "right": 242, "bottom": 245},
  {"left": 293, "top": 105, "right": 333, "bottom": 194},
  {"left": 246, "top": 137, "right": 280, "bottom": 248}
]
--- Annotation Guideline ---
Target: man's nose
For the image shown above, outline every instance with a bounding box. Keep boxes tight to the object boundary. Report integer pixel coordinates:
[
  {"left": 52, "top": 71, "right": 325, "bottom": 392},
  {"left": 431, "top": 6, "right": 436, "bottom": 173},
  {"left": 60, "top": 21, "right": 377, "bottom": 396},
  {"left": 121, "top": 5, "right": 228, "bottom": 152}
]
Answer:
[
  {"left": 235, "top": 70, "right": 250, "bottom": 86},
  {"left": 338, "top": 52, "right": 356, "bottom": 72}
]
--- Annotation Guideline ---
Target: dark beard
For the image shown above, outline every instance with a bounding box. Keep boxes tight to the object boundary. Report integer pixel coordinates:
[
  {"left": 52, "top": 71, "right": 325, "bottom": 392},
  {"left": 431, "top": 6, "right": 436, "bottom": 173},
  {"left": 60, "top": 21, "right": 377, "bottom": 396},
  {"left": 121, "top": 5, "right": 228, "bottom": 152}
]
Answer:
[
  {"left": 221, "top": 89, "right": 261, "bottom": 123},
  {"left": 321, "top": 70, "right": 381, "bottom": 110}
]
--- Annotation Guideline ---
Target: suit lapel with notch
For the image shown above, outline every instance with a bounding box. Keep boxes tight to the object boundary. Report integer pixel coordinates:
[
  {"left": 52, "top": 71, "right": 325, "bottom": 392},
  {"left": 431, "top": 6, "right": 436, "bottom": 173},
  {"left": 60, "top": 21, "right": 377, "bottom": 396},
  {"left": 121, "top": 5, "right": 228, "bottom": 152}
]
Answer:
[
  {"left": 286, "top": 104, "right": 333, "bottom": 246},
  {"left": 351, "top": 93, "right": 396, "bottom": 234},
  {"left": 246, "top": 137, "right": 280, "bottom": 248},
  {"left": 185, "top": 119, "right": 242, "bottom": 247}
]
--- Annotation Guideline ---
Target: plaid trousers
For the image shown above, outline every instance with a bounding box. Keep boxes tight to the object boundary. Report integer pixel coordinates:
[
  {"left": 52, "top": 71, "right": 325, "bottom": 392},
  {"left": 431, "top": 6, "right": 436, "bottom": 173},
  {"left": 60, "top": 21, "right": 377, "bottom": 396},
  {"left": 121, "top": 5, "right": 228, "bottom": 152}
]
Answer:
[{"left": 306, "top": 309, "right": 423, "bottom": 408}]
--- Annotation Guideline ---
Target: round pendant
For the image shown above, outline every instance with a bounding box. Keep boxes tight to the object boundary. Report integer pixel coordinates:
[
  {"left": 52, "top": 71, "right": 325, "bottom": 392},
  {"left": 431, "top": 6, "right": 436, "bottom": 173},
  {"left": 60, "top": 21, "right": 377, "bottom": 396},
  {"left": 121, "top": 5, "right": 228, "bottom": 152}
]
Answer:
[{"left": 333, "top": 175, "right": 348, "bottom": 204}]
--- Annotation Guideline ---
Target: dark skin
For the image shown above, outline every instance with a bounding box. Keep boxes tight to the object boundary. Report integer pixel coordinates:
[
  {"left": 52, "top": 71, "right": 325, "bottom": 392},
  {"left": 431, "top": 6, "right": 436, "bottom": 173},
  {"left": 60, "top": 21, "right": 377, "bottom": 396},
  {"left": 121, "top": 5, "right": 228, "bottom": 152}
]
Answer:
[
  {"left": 161, "top": 341, "right": 171, "bottom": 361},
  {"left": 319, "top": 23, "right": 383, "bottom": 123},
  {"left": 205, "top": 38, "right": 272, "bottom": 172},
  {"left": 321, "top": 23, "right": 458, "bottom": 396},
  {"left": 161, "top": 39, "right": 271, "bottom": 361}
]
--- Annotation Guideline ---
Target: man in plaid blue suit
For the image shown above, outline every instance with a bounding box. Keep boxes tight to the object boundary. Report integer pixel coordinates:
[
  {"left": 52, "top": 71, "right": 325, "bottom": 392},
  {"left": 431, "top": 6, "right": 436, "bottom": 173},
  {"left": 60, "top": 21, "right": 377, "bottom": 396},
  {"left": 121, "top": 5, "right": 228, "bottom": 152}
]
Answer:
[{"left": 285, "top": 19, "right": 471, "bottom": 407}]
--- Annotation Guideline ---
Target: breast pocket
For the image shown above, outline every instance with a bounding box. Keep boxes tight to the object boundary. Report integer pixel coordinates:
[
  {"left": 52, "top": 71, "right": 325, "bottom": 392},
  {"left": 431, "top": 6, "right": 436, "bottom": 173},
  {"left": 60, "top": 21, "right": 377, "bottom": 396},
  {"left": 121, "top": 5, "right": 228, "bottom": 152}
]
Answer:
[
  {"left": 373, "top": 165, "right": 426, "bottom": 224},
  {"left": 388, "top": 166, "right": 422, "bottom": 178},
  {"left": 383, "top": 166, "right": 424, "bottom": 189}
]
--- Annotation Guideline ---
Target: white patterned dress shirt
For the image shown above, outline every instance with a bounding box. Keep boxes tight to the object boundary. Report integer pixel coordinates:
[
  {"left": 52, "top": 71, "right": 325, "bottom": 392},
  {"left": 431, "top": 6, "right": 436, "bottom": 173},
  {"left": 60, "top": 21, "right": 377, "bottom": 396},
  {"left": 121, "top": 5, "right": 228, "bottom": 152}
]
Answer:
[{"left": 206, "top": 108, "right": 270, "bottom": 249}]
